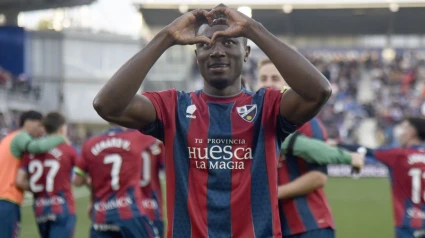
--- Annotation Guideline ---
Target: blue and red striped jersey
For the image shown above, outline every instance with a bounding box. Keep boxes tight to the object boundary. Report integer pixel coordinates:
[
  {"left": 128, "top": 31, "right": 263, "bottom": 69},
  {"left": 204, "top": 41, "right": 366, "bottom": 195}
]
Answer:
[
  {"left": 277, "top": 118, "right": 335, "bottom": 236},
  {"left": 140, "top": 139, "right": 165, "bottom": 222},
  {"left": 373, "top": 145, "right": 425, "bottom": 229},
  {"left": 142, "top": 88, "right": 296, "bottom": 238},
  {"left": 20, "top": 143, "right": 78, "bottom": 219},
  {"left": 77, "top": 128, "right": 156, "bottom": 224}
]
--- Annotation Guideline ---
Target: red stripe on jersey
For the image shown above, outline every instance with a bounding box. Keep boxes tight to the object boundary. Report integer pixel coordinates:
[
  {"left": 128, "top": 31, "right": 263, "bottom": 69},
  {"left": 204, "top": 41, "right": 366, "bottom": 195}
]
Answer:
[
  {"left": 278, "top": 164, "right": 306, "bottom": 233},
  {"left": 298, "top": 122, "right": 313, "bottom": 138},
  {"left": 230, "top": 95, "right": 255, "bottom": 237},
  {"left": 95, "top": 198, "right": 106, "bottom": 223},
  {"left": 186, "top": 93, "right": 209, "bottom": 237},
  {"left": 263, "top": 90, "right": 283, "bottom": 236},
  {"left": 35, "top": 197, "right": 44, "bottom": 216},
  {"left": 298, "top": 160, "right": 334, "bottom": 230},
  {"left": 410, "top": 204, "right": 422, "bottom": 228}
]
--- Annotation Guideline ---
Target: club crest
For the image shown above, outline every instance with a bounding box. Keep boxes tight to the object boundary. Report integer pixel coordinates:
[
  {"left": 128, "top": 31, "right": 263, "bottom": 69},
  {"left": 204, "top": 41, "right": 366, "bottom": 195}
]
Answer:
[{"left": 236, "top": 105, "right": 257, "bottom": 122}]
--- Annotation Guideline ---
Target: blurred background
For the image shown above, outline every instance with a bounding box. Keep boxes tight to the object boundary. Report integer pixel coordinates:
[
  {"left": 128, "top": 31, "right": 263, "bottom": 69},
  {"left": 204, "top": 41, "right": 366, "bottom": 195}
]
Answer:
[{"left": 2, "top": 0, "right": 425, "bottom": 237}]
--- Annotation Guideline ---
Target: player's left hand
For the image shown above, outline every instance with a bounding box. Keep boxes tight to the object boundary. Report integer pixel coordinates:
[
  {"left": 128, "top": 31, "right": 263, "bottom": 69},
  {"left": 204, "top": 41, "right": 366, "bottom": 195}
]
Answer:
[{"left": 206, "top": 4, "right": 255, "bottom": 43}]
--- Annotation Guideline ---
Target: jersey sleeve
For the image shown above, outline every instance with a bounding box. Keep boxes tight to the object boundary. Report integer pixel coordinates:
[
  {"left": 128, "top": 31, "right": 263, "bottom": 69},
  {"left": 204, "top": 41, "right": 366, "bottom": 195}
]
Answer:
[
  {"left": 373, "top": 148, "right": 400, "bottom": 167},
  {"left": 141, "top": 89, "right": 178, "bottom": 141},
  {"left": 282, "top": 133, "right": 352, "bottom": 165},
  {"left": 264, "top": 88, "right": 297, "bottom": 140},
  {"left": 10, "top": 132, "right": 65, "bottom": 158}
]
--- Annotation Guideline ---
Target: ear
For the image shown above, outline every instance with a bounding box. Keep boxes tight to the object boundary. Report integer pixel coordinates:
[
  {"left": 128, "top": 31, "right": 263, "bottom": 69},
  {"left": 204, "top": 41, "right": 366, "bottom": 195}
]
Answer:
[{"left": 244, "top": 45, "right": 251, "bottom": 62}]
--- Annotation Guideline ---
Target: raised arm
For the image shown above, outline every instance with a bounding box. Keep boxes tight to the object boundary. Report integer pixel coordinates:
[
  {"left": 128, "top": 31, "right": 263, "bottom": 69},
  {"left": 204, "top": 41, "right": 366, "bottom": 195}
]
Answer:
[
  {"left": 282, "top": 133, "right": 364, "bottom": 169},
  {"left": 208, "top": 7, "right": 332, "bottom": 126},
  {"left": 10, "top": 132, "right": 65, "bottom": 158},
  {"left": 93, "top": 10, "right": 211, "bottom": 129}
]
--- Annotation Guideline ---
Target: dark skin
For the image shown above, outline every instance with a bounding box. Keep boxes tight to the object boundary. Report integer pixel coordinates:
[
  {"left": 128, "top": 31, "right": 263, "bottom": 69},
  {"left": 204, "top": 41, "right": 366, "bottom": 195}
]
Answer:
[{"left": 93, "top": 5, "right": 331, "bottom": 128}]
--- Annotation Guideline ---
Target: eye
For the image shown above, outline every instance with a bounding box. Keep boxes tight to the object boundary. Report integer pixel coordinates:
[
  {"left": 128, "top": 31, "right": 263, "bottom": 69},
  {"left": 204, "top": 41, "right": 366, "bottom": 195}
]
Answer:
[
  {"left": 198, "top": 43, "right": 211, "bottom": 49},
  {"left": 224, "top": 40, "right": 235, "bottom": 46}
]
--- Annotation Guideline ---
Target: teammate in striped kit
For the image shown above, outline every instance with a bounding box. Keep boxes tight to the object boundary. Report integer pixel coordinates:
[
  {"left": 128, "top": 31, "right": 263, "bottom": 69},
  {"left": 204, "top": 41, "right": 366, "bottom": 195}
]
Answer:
[
  {"left": 16, "top": 112, "right": 78, "bottom": 238},
  {"left": 73, "top": 127, "right": 156, "bottom": 238},
  {"left": 258, "top": 58, "right": 344, "bottom": 238},
  {"left": 93, "top": 5, "right": 331, "bottom": 237},
  {"left": 338, "top": 117, "right": 425, "bottom": 238},
  {"left": 139, "top": 139, "right": 165, "bottom": 238}
]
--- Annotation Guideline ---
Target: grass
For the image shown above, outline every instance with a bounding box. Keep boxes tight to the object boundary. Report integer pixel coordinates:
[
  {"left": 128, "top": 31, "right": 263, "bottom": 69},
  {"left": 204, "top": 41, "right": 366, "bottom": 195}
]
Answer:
[{"left": 19, "top": 178, "right": 393, "bottom": 238}]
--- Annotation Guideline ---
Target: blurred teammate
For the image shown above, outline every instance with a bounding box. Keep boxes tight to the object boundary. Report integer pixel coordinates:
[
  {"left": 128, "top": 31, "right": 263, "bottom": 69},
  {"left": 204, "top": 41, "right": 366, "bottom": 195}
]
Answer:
[
  {"left": 73, "top": 126, "right": 157, "bottom": 238},
  {"left": 139, "top": 139, "right": 165, "bottom": 238},
  {"left": 258, "top": 58, "right": 361, "bottom": 238},
  {"left": 0, "top": 110, "right": 64, "bottom": 238},
  {"left": 16, "top": 112, "right": 78, "bottom": 238},
  {"left": 338, "top": 117, "right": 425, "bottom": 238},
  {"left": 93, "top": 5, "right": 331, "bottom": 237}
]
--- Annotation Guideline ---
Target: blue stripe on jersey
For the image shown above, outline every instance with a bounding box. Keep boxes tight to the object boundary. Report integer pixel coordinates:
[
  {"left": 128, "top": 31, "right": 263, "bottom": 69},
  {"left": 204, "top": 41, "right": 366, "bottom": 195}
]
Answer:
[
  {"left": 206, "top": 102, "right": 233, "bottom": 238},
  {"left": 128, "top": 187, "right": 142, "bottom": 218},
  {"left": 309, "top": 119, "right": 325, "bottom": 140},
  {"left": 251, "top": 91, "right": 274, "bottom": 237},
  {"left": 152, "top": 191, "right": 161, "bottom": 220},
  {"left": 59, "top": 191, "right": 69, "bottom": 216},
  {"left": 285, "top": 155, "right": 319, "bottom": 232},
  {"left": 105, "top": 193, "right": 117, "bottom": 223},
  {"left": 402, "top": 199, "right": 413, "bottom": 227},
  {"left": 278, "top": 200, "right": 292, "bottom": 235},
  {"left": 172, "top": 92, "right": 192, "bottom": 237},
  {"left": 307, "top": 119, "right": 328, "bottom": 173},
  {"left": 422, "top": 204, "right": 425, "bottom": 228}
]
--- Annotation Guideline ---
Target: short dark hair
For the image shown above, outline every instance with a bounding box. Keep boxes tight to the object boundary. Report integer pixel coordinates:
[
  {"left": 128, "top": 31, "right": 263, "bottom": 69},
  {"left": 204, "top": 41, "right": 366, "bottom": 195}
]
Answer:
[
  {"left": 406, "top": 117, "right": 425, "bottom": 141},
  {"left": 19, "top": 110, "right": 43, "bottom": 128},
  {"left": 43, "top": 112, "right": 66, "bottom": 134}
]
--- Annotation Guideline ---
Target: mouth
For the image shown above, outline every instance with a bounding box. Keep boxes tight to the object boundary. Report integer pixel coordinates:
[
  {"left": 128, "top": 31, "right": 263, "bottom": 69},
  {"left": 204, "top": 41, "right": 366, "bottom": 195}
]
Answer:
[{"left": 208, "top": 63, "right": 230, "bottom": 73}]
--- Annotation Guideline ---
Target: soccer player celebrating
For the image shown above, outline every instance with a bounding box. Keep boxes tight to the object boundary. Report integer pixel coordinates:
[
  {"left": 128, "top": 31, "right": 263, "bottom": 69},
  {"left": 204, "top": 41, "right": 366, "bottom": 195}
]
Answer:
[
  {"left": 258, "top": 58, "right": 364, "bottom": 238},
  {"left": 0, "top": 110, "right": 64, "bottom": 238},
  {"left": 337, "top": 117, "right": 425, "bottom": 238},
  {"left": 16, "top": 112, "right": 78, "bottom": 238},
  {"left": 73, "top": 126, "right": 157, "bottom": 238},
  {"left": 93, "top": 5, "right": 332, "bottom": 237},
  {"left": 139, "top": 139, "right": 165, "bottom": 238}
]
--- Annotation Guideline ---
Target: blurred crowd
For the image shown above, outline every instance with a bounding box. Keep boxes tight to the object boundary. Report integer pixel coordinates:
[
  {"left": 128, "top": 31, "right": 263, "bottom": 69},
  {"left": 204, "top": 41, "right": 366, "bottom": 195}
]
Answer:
[
  {"left": 305, "top": 50, "right": 425, "bottom": 147},
  {"left": 0, "top": 66, "right": 36, "bottom": 95}
]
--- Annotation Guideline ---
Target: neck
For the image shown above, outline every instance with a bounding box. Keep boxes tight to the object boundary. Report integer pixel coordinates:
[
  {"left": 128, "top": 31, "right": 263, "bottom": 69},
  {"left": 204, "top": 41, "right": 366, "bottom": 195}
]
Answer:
[
  {"left": 203, "top": 78, "right": 242, "bottom": 97},
  {"left": 406, "top": 138, "right": 423, "bottom": 147}
]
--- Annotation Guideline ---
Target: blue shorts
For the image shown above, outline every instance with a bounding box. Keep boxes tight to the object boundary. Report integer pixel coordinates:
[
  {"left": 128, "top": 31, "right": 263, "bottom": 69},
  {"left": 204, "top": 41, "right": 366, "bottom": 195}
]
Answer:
[
  {"left": 36, "top": 214, "right": 76, "bottom": 238},
  {"left": 0, "top": 200, "right": 20, "bottom": 238},
  {"left": 396, "top": 227, "right": 425, "bottom": 238},
  {"left": 284, "top": 228, "right": 335, "bottom": 238},
  {"left": 90, "top": 216, "right": 155, "bottom": 238}
]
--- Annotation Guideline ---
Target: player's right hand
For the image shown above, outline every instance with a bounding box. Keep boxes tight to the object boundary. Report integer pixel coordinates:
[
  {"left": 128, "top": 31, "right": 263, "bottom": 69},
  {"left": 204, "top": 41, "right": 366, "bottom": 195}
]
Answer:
[
  {"left": 165, "top": 9, "right": 212, "bottom": 46},
  {"left": 350, "top": 152, "right": 365, "bottom": 173}
]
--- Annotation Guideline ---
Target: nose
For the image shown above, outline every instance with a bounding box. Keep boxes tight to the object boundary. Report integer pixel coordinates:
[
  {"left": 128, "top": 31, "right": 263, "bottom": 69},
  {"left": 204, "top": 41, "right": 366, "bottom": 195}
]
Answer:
[{"left": 209, "top": 43, "right": 225, "bottom": 58}]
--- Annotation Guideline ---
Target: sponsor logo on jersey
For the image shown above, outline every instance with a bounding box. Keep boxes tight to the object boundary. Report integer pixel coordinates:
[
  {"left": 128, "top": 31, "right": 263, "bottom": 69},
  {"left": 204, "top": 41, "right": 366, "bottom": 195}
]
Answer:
[
  {"left": 94, "top": 196, "right": 133, "bottom": 212},
  {"left": 188, "top": 138, "right": 253, "bottom": 170},
  {"left": 186, "top": 105, "right": 197, "bottom": 119},
  {"left": 236, "top": 105, "right": 257, "bottom": 122},
  {"left": 34, "top": 196, "right": 65, "bottom": 207},
  {"left": 93, "top": 223, "right": 120, "bottom": 232}
]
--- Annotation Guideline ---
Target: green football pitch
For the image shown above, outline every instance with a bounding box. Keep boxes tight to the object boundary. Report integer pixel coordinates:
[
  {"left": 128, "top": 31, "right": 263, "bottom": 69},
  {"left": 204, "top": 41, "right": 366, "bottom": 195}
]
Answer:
[{"left": 19, "top": 178, "right": 394, "bottom": 238}]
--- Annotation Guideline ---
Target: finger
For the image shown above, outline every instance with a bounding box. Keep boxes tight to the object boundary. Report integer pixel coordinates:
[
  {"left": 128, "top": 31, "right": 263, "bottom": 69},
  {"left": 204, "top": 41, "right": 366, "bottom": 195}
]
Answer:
[
  {"left": 207, "top": 6, "right": 230, "bottom": 19},
  {"left": 211, "top": 18, "right": 228, "bottom": 26},
  {"left": 211, "top": 28, "right": 237, "bottom": 43},
  {"left": 191, "top": 36, "right": 211, "bottom": 45}
]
